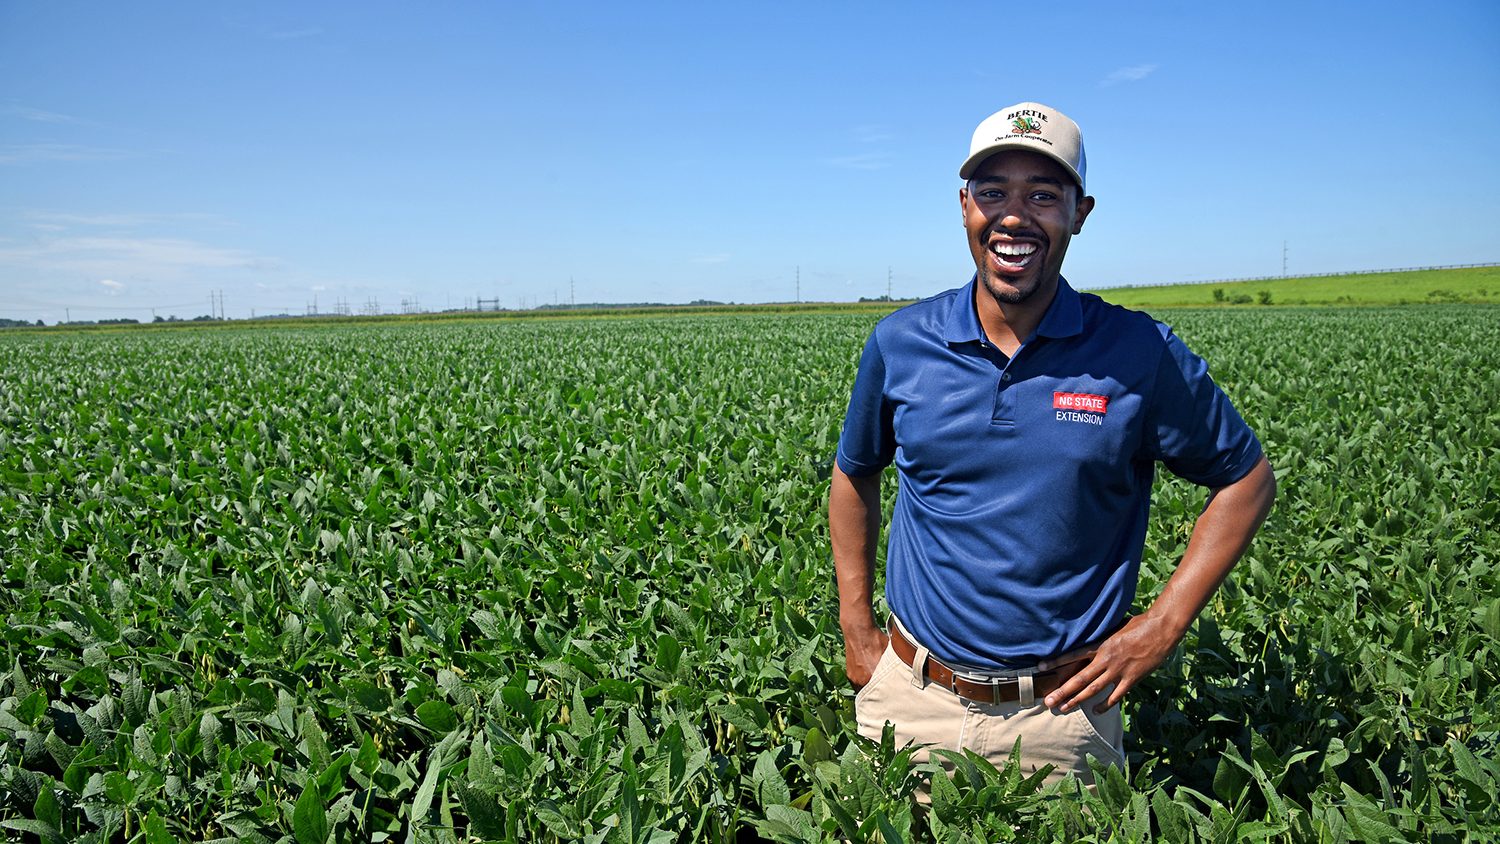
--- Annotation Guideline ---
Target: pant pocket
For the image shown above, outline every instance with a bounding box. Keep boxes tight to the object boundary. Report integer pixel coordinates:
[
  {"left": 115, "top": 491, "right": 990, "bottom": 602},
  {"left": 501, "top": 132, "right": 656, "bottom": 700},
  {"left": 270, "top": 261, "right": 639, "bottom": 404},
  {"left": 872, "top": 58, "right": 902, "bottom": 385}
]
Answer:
[
  {"left": 1073, "top": 698, "right": 1125, "bottom": 767},
  {"left": 853, "top": 644, "right": 904, "bottom": 738}
]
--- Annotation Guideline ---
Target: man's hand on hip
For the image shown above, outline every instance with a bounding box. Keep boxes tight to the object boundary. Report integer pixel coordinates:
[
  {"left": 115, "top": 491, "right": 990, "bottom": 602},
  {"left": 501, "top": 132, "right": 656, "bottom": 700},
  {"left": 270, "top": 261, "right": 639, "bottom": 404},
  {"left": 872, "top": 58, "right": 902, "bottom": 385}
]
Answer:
[
  {"left": 1037, "top": 613, "right": 1180, "bottom": 713},
  {"left": 842, "top": 622, "right": 891, "bottom": 689}
]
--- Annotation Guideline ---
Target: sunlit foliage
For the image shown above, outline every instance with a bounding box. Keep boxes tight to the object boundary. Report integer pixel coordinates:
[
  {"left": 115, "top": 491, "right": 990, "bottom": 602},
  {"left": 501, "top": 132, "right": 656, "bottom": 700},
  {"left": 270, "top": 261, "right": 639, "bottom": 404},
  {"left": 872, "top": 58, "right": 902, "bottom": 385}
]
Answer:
[{"left": 1, "top": 307, "right": 1496, "bottom": 841}]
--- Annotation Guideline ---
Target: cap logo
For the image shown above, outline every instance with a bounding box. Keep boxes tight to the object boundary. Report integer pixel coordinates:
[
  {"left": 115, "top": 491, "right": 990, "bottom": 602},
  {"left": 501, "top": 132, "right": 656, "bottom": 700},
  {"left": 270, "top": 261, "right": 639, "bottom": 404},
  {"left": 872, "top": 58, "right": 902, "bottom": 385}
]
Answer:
[{"left": 1010, "top": 117, "right": 1043, "bottom": 136}]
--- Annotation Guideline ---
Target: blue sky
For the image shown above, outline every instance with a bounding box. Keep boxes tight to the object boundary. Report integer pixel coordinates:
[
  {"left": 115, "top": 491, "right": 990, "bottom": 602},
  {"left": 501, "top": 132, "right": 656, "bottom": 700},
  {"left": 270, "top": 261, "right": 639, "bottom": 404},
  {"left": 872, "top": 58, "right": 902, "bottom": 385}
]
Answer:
[{"left": 2, "top": 1, "right": 1497, "bottom": 321}]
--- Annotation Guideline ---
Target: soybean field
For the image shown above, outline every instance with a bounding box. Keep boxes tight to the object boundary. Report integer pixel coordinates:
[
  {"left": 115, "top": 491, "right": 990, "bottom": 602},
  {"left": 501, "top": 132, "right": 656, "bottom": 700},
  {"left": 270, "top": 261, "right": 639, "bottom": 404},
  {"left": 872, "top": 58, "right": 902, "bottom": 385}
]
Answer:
[{"left": 2, "top": 305, "right": 1497, "bottom": 842}]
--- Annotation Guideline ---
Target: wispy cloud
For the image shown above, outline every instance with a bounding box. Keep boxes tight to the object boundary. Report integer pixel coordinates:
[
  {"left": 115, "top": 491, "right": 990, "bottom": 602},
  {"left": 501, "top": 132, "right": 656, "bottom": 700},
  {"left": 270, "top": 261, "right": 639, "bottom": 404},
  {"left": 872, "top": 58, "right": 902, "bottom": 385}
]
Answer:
[
  {"left": 2, "top": 104, "right": 86, "bottom": 124},
  {"left": 825, "top": 152, "right": 892, "bottom": 170},
  {"left": 1102, "top": 63, "right": 1159, "bottom": 87},
  {"left": 0, "top": 144, "right": 131, "bottom": 165},
  {"left": 854, "top": 124, "right": 893, "bottom": 145},
  {"left": 0, "top": 235, "right": 280, "bottom": 276},
  {"left": 269, "top": 27, "right": 324, "bottom": 39},
  {"left": 99, "top": 278, "right": 125, "bottom": 291},
  {"left": 689, "top": 253, "right": 731, "bottom": 264},
  {"left": 24, "top": 210, "right": 230, "bottom": 228}
]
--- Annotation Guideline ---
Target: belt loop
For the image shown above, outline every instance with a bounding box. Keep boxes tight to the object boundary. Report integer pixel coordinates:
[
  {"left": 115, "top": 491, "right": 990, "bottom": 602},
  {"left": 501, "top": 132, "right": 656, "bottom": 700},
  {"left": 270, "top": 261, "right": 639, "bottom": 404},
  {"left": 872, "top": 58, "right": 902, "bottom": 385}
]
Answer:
[
  {"left": 910, "top": 644, "right": 930, "bottom": 690},
  {"left": 1017, "top": 671, "right": 1035, "bottom": 707}
]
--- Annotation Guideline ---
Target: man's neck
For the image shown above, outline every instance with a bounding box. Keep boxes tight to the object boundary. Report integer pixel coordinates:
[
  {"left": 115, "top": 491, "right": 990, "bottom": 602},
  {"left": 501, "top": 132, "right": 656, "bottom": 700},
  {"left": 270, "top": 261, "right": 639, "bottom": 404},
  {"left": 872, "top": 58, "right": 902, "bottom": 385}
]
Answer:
[{"left": 974, "top": 280, "right": 1057, "bottom": 358}]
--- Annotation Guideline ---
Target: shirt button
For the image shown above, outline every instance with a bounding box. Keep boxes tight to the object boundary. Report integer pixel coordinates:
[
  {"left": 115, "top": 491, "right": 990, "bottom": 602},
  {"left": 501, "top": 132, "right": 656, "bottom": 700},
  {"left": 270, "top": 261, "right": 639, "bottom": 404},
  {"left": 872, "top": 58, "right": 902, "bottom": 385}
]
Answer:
[{"left": 1000, "top": 373, "right": 1012, "bottom": 382}]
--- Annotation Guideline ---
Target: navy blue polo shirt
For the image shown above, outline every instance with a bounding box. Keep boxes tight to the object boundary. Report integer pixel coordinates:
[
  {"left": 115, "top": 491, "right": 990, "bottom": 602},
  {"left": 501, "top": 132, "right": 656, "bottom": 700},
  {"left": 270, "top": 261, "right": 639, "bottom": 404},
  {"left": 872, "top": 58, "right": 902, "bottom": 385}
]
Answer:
[{"left": 836, "top": 277, "right": 1262, "bottom": 670}]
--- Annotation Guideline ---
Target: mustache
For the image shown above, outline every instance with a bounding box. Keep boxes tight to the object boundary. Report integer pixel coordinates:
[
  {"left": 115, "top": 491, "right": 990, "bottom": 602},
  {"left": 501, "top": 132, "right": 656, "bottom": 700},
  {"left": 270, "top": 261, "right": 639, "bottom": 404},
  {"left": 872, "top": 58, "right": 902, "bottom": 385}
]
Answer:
[{"left": 989, "top": 228, "right": 1046, "bottom": 241}]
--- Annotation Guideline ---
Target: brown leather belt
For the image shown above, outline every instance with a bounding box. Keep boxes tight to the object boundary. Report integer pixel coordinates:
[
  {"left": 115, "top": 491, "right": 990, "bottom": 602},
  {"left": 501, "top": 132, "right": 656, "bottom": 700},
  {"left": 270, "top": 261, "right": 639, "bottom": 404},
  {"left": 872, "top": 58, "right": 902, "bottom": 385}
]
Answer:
[{"left": 890, "top": 624, "right": 1075, "bottom": 705}]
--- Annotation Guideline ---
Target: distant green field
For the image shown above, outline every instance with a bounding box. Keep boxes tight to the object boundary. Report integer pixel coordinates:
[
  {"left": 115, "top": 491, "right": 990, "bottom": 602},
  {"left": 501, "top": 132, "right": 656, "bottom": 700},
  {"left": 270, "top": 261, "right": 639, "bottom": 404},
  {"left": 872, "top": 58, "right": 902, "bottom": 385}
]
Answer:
[
  {"left": 1091, "top": 265, "right": 1499, "bottom": 308},
  {"left": 3, "top": 308, "right": 1498, "bottom": 840}
]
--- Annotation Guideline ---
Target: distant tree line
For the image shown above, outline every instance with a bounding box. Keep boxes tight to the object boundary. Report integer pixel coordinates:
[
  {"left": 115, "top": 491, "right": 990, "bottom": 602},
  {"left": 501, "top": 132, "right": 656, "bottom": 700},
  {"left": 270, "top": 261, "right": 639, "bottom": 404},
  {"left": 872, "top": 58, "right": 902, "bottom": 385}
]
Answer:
[
  {"left": 1212, "top": 289, "right": 1274, "bottom": 305},
  {"left": 0, "top": 315, "right": 227, "bottom": 328},
  {"left": 534, "top": 300, "right": 727, "bottom": 310}
]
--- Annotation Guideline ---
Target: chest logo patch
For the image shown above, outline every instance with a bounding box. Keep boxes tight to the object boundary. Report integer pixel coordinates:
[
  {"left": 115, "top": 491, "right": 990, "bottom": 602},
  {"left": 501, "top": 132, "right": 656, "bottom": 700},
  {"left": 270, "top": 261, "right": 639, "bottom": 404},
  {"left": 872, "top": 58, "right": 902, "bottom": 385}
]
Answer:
[{"left": 1053, "top": 392, "right": 1108, "bottom": 425}]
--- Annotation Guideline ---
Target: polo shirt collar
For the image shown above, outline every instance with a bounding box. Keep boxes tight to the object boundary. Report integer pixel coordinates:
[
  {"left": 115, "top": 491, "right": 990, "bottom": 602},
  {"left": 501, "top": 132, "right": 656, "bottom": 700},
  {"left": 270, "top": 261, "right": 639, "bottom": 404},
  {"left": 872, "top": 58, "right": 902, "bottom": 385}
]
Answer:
[{"left": 943, "top": 275, "right": 1085, "bottom": 345}]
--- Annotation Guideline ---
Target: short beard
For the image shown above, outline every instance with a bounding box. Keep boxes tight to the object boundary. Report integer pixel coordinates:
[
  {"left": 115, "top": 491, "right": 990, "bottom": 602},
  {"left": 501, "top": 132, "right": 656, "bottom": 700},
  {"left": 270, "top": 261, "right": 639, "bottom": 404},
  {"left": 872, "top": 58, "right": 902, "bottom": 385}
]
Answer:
[{"left": 978, "top": 268, "right": 1037, "bottom": 305}]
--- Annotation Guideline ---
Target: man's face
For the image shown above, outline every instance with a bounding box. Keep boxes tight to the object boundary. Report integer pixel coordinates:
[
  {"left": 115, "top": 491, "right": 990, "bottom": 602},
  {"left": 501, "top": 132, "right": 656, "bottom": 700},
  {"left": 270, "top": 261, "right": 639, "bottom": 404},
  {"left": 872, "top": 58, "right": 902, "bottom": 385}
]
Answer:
[{"left": 960, "top": 150, "right": 1094, "bottom": 307}]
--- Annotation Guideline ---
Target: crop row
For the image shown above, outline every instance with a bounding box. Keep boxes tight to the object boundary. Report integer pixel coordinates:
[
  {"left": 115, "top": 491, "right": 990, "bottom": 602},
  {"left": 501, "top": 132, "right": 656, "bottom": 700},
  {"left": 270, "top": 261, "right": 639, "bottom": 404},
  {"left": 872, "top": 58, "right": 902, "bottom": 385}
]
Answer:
[{"left": 1, "top": 306, "right": 1497, "bottom": 841}]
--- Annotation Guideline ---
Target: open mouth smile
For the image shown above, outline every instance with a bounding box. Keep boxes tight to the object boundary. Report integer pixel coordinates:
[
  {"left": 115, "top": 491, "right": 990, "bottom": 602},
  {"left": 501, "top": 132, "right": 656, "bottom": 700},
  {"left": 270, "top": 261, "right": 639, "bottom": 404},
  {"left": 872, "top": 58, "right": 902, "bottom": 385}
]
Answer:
[{"left": 989, "top": 240, "right": 1038, "bottom": 270}]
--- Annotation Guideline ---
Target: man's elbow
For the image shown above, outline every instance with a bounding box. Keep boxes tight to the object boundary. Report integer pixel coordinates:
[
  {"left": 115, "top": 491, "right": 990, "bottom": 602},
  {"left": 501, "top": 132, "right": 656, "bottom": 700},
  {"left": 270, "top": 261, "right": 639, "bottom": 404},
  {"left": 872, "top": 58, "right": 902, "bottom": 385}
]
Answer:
[
  {"left": 1255, "top": 454, "right": 1276, "bottom": 502},
  {"left": 1208, "top": 455, "right": 1276, "bottom": 515},
  {"left": 1240, "top": 454, "right": 1277, "bottom": 518}
]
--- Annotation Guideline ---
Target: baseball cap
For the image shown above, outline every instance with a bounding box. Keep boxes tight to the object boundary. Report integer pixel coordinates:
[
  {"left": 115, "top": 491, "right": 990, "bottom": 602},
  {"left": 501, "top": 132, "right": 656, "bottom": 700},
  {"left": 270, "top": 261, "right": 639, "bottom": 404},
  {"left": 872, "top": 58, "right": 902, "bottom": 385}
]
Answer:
[{"left": 959, "top": 102, "right": 1086, "bottom": 192}]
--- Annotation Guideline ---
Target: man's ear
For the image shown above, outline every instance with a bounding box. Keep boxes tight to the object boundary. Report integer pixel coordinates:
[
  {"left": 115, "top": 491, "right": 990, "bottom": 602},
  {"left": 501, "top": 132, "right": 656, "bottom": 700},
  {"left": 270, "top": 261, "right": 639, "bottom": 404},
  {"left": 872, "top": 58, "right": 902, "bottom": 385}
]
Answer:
[{"left": 1072, "top": 195, "right": 1095, "bottom": 235}]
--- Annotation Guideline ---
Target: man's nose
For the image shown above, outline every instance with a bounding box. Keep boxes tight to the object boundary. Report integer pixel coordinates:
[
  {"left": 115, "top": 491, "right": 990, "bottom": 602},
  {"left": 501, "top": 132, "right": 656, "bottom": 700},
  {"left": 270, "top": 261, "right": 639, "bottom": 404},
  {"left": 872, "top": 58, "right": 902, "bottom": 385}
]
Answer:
[{"left": 998, "top": 212, "right": 1025, "bottom": 229}]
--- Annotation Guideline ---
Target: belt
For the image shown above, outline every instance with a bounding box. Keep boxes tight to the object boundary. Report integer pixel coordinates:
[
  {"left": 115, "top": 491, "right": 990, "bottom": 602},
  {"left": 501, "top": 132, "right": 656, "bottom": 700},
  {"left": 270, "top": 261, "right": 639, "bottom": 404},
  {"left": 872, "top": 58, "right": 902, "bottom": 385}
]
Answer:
[{"left": 889, "top": 624, "right": 1076, "bottom": 705}]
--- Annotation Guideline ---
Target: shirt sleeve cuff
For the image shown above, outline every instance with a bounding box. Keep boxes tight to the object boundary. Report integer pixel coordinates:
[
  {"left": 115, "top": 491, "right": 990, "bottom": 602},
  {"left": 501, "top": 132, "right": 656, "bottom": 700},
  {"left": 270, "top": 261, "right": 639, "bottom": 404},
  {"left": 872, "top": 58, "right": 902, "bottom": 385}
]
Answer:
[{"left": 835, "top": 447, "right": 886, "bottom": 478}]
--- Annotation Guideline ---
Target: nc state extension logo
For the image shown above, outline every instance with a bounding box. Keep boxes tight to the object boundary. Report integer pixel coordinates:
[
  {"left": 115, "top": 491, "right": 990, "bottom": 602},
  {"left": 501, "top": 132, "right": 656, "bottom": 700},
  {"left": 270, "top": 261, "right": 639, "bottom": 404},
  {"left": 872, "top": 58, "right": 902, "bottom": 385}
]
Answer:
[
  {"left": 1054, "top": 392, "right": 1108, "bottom": 425},
  {"left": 1011, "top": 117, "right": 1042, "bottom": 136}
]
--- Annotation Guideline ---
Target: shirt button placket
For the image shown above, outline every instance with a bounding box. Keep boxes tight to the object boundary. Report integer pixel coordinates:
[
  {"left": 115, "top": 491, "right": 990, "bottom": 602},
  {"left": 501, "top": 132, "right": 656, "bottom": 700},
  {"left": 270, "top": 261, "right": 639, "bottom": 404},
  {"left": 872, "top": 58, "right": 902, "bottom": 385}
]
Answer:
[{"left": 993, "top": 369, "right": 1016, "bottom": 425}]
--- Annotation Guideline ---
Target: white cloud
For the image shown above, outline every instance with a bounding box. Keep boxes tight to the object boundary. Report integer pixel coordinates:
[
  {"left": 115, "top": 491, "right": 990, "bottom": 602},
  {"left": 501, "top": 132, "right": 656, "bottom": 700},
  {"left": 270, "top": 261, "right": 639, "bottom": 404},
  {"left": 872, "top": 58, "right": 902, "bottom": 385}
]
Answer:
[
  {"left": 2, "top": 105, "right": 85, "bottom": 124},
  {"left": 0, "top": 235, "right": 279, "bottom": 277},
  {"left": 825, "top": 152, "right": 892, "bottom": 170},
  {"left": 0, "top": 144, "right": 131, "bottom": 165},
  {"left": 99, "top": 278, "right": 124, "bottom": 291},
  {"left": 1102, "top": 64, "right": 1159, "bottom": 87},
  {"left": 24, "top": 210, "right": 229, "bottom": 228}
]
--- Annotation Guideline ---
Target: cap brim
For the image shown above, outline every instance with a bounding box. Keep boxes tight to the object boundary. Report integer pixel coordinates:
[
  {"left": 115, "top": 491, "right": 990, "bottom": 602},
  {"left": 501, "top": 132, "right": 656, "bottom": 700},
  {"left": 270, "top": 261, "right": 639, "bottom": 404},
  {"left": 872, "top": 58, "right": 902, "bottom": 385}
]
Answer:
[{"left": 959, "top": 141, "right": 1084, "bottom": 189}]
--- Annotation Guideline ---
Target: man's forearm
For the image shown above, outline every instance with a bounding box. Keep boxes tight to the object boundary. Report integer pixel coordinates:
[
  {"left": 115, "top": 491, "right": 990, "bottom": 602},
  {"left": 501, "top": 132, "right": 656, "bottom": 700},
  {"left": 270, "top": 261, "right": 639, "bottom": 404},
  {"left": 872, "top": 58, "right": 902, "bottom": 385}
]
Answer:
[
  {"left": 1043, "top": 454, "right": 1276, "bottom": 711},
  {"left": 1145, "top": 454, "right": 1277, "bottom": 639},
  {"left": 829, "top": 463, "right": 882, "bottom": 632},
  {"left": 830, "top": 462, "right": 889, "bottom": 686}
]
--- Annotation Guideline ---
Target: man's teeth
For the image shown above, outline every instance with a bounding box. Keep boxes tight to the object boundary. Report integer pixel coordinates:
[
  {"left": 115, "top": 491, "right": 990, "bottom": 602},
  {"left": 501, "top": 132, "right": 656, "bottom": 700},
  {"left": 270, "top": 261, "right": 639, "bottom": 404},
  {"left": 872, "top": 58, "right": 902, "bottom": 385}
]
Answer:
[
  {"left": 991, "top": 241, "right": 1036, "bottom": 266},
  {"left": 991, "top": 242, "right": 1037, "bottom": 256}
]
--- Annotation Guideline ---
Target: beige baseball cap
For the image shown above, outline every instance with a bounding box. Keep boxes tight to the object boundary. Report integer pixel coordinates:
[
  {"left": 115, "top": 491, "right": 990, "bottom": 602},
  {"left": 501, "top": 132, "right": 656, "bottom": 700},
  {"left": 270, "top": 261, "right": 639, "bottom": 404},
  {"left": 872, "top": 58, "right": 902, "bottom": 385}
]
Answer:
[{"left": 959, "top": 102, "right": 1086, "bottom": 192}]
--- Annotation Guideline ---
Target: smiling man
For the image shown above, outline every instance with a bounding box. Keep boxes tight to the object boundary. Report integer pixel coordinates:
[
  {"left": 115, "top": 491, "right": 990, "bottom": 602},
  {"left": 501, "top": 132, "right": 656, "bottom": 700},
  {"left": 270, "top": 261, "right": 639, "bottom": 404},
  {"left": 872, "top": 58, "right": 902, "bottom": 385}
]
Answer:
[{"left": 830, "top": 102, "right": 1276, "bottom": 787}]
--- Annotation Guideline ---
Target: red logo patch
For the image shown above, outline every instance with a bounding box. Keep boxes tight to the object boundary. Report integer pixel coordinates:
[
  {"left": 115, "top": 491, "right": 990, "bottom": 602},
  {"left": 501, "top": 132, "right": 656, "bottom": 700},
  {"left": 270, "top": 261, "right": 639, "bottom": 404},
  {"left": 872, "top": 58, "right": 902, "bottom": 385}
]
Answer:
[{"left": 1053, "top": 392, "right": 1109, "bottom": 414}]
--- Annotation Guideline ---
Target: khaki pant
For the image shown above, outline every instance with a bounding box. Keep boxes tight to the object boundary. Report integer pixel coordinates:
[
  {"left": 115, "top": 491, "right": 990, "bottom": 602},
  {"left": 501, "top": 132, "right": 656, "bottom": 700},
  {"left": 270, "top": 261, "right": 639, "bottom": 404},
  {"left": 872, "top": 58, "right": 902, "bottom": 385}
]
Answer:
[{"left": 854, "top": 637, "right": 1124, "bottom": 788}]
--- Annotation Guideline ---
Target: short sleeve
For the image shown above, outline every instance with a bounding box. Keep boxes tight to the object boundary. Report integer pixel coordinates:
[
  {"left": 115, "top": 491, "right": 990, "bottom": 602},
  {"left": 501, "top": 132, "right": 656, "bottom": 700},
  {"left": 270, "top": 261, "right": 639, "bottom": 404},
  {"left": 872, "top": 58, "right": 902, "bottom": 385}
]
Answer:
[
  {"left": 836, "top": 329, "right": 896, "bottom": 476},
  {"left": 1144, "top": 326, "right": 1263, "bottom": 487}
]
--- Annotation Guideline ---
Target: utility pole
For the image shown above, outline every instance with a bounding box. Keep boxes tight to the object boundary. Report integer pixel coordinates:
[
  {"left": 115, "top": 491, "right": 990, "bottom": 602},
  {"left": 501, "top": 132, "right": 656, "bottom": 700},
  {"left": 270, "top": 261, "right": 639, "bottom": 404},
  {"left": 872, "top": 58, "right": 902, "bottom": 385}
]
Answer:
[
  {"left": 796, "top": 266, "right": 800, "bottom": 303},
  {"left": 570, "top": 276, "right": 575, "bottom": 307},
  {"left": 1282, "top": 241, "right": 1288, "bottom": 277},
  {"left": 887, "top": 266, "right": 893, "bottom": 301}
]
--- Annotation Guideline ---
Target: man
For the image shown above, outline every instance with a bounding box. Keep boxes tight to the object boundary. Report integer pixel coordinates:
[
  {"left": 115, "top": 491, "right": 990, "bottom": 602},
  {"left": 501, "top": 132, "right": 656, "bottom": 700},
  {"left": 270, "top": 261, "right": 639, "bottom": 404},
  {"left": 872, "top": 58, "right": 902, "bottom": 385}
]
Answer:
[{"left": 830, "top": 102, "right": 1276, "bottom": 785}]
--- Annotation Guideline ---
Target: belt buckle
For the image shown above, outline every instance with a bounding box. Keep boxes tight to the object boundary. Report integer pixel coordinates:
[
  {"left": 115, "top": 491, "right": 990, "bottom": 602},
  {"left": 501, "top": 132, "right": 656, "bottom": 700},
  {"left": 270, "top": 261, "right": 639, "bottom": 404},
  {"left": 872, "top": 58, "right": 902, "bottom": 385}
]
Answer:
[{"left": 953, "top": 669, "right": 1020, "bottom": 704}]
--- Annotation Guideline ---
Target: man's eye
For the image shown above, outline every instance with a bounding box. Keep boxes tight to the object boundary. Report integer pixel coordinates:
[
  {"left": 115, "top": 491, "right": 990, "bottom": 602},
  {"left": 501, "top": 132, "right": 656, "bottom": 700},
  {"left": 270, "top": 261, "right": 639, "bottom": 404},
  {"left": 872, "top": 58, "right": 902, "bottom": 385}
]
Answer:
[
  {"left": 1030, "top": 192, "right": 1057, "bottom": 202},
  {"left": 978, "top": 190, "right": 1004, "bottom": 201}
]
